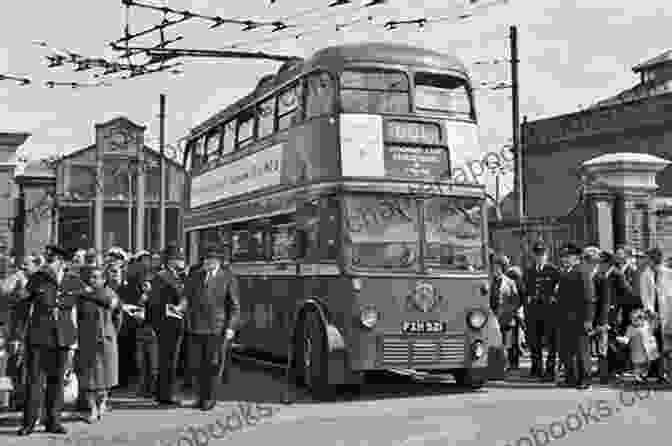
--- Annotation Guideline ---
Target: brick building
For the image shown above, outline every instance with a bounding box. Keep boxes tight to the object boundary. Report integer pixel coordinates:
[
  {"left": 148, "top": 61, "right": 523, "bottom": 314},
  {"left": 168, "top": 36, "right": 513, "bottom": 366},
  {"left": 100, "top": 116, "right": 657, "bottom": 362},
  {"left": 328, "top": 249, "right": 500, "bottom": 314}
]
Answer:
[
  {"left": 522, "top": 50, "right": 672, "bottom": 255},
  {"left": 11, "top": 117, "right": 186, "bottom": 257}
]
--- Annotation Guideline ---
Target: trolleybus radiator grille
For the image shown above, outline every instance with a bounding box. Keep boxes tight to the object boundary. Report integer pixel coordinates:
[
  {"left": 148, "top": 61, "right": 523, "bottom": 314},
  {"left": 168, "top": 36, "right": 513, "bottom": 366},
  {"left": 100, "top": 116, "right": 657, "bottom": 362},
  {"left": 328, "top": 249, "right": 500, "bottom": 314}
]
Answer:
[{"left": 381, "top": 335, "right": 465, "bottom": 367}]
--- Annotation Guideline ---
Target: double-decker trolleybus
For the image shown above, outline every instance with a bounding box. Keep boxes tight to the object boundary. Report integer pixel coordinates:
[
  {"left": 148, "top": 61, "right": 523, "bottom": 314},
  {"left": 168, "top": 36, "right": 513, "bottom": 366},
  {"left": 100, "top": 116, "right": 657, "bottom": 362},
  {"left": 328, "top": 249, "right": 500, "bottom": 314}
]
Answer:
[{"left": 183, "top": 42, "right": 504, "bottom": 398}]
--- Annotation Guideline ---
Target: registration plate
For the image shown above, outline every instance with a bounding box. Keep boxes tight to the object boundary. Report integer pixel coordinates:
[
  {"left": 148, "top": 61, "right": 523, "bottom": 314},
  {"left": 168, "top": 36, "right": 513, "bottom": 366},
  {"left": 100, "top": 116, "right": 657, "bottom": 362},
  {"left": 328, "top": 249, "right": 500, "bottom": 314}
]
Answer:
[{"left": 402, "top": 321, "right": 446, "bottom": 334}]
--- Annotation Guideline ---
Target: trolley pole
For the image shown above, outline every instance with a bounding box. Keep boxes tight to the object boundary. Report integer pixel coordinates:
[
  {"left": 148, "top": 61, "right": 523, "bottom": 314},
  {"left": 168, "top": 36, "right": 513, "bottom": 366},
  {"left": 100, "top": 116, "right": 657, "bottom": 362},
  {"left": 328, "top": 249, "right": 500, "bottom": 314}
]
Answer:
[
  {"left": 159, "top": 93, "right": 166, "bottom": 252},
  {"left": 510, "top": 25, "right": 523, "bottom": 219}
]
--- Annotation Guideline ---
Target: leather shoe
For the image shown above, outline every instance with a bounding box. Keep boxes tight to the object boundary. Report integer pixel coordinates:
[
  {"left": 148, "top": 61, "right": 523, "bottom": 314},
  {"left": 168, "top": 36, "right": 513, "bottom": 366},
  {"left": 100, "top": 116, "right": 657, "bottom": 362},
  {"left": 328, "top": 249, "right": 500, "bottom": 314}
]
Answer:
[
  {"left": 201, "top": 400, "right": 216, "bottom": 411},
  {"left": 45, "top": 424, "right": 68, "bottom": 434},
  {"left": 17, "top": 425, "right": 36, "bottom": 436}
]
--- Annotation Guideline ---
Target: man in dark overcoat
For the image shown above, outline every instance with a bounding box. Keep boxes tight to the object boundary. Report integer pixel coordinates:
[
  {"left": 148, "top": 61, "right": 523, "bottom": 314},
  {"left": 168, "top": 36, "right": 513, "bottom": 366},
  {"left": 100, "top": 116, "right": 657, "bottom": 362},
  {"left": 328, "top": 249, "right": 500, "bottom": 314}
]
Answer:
[
  {"left": 556, "top": 244, "right": 597, "bottom": 390},
  {"left": 523, "top": 241, "right": 561, "bottom": 380},
  {"left": 181, "top": 246, "right": 240, "bottom": 410},
  {"left": 147, "top": 244, "right": 186, "bottom": 407},
  {"left": 15, "top": 245, "right": 90, "bottom": 435}
]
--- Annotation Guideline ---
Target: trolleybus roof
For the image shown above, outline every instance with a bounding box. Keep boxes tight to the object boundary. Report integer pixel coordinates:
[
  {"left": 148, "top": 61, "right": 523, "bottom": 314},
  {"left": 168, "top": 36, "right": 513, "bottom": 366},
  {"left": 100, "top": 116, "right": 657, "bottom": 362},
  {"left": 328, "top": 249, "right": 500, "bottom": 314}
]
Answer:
[{"left": 189, "top": 42, "right": 468, "bottom": 137}]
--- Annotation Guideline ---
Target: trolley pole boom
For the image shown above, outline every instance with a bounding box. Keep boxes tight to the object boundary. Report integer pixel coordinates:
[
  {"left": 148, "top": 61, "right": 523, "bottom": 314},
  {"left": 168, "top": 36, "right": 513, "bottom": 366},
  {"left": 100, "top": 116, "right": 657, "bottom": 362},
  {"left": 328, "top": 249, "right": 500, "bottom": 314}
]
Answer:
[{"left": 109, "top": 44, "right": 298, "bottom": 63}]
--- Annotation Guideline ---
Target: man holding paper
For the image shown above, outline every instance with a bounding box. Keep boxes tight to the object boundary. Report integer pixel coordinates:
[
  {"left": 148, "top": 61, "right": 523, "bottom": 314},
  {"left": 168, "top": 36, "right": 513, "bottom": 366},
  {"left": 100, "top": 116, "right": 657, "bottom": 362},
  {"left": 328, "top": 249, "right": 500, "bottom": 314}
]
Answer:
[
  {"left": 147, "top": 244, "right": 186, "bottom": 407},
  {"left": 181, "top": 245, "right": 240, "bottom": 411}
]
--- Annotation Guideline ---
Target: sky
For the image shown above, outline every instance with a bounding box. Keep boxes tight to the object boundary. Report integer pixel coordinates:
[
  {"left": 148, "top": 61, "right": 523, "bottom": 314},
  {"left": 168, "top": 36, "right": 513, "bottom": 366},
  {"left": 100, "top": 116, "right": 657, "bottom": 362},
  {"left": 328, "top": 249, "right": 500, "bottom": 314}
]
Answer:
[{"left": 1, "top": 0, "right": 670, "bottom": 197}]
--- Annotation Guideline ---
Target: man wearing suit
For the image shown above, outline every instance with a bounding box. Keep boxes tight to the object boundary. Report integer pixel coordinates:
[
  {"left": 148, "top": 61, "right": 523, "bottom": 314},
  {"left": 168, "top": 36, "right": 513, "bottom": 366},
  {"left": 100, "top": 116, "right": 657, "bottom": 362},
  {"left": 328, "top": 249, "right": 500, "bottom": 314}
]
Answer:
[
  {"left": 523, "top": 241, "right": 561, "bottom": 380},
  {"left": 15, "top": 245, "right": 92, "bottom": 435},
  {"left": 147, "top": 244, "right": 186, "bottom": 407},
  {"left": 557, "top": 244, "right": 598, "bottom": 390},
  {"left": 181, "top": 246, "right": 240, "bottom": 411}
]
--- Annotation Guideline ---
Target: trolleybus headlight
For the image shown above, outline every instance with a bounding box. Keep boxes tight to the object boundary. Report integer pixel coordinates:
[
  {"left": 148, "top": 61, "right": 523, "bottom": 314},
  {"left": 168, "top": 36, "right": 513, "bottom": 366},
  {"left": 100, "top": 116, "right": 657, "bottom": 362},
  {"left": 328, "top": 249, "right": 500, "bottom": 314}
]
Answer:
[
  {"left": 466, "top": 309, "right": 488, "bottom": 330},
  {"left": 352, "top": 278, "right": 363, "bottom": 291},
  {"left": 471, "top": 340, "right": 485, "bottom": 360},
  {"left": 360, "top": 306, "right": 379, "bottom": 329}
]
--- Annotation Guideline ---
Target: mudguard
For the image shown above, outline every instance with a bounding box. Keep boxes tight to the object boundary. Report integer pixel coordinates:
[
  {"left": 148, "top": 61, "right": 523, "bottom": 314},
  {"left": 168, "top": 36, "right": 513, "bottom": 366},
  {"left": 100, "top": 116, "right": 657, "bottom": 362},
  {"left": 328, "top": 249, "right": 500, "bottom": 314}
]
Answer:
[{"left": 290, "top": 299, "right": 348, "bottom": 385}]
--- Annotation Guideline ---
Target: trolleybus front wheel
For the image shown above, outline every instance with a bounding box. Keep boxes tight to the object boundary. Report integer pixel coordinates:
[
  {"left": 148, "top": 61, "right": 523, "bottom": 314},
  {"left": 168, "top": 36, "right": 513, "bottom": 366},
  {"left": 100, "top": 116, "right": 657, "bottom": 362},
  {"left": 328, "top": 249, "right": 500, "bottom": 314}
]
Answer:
[
  {"left": 296, "top": 310, "right": 334, "bottom": 401},
  {"left": 453, "top": 370, "right": 486, "bottom": 390}
]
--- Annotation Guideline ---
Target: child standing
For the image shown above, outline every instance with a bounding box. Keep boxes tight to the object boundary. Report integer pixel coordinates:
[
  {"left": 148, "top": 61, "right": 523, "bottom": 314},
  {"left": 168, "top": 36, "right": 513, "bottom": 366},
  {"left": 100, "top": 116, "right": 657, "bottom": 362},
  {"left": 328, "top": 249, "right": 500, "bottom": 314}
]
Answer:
[{"left": 617, "top": 308, "right": 659, "bottom": 382}]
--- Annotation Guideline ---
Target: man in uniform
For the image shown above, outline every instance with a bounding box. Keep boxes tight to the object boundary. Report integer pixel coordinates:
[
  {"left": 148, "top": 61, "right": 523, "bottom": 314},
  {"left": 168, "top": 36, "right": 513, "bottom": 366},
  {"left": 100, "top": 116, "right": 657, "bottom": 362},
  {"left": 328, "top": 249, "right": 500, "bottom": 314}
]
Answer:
[
  {"left": 15, "top": 245, "right": 92, "bottom": 435},
  {"left": 147, "top": 244, "right": 186, "bottom": 407},
  {"left": 181, "top": 245, "right": 240, "bottom": 410},
  {"left": 524, "top": 241, "right": 561, "bottom": 380}
]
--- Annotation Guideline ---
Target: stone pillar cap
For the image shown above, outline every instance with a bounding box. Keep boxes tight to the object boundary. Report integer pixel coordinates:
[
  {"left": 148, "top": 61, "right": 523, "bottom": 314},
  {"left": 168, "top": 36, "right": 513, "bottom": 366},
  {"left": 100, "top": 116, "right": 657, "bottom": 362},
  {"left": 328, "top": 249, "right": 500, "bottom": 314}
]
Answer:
[
  {"left": 581, "top": 152, "right": 671, "bottom": 194},
  {"left": 582, "top": 152, "right": 671, "bottom": 170}
]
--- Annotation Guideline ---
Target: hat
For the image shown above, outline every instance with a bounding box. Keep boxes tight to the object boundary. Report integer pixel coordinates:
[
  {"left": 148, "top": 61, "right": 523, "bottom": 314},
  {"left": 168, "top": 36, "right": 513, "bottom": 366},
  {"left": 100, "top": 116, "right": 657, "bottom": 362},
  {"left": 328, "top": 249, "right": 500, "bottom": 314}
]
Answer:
[
  {"left": 106, "top": 247, "right": 128, "bottom": 262},
  {"left": 163, "top": 244, "right": 184, "bottom": 262},
  {"left": 491, "top": 254, "right": 510, "bottom": 267},
  {"left": 582, "top": 246, "right": 602, "bottom": 261},
  {"left": 532, "top": 241, "right": 547, "bottom": 253},
  {"left": 646, "top": 247, "right": 663, "bottom": 263},
  {"left": 45, "top": 244, "right": 71, "bottom": 260},
  {"left": 134, "top": 250, "right": 151, "bottom": 260},
  {"left": 559, "top": 242, "right": 581, "bottom": 256}
]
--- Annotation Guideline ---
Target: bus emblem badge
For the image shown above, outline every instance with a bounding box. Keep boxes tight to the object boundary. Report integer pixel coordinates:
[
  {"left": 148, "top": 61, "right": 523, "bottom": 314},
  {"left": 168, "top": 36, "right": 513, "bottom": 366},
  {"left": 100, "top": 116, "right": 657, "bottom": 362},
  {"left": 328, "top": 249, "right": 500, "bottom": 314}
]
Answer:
[{"left": 407, "top": 282, "right": 441, "bottom": 313}]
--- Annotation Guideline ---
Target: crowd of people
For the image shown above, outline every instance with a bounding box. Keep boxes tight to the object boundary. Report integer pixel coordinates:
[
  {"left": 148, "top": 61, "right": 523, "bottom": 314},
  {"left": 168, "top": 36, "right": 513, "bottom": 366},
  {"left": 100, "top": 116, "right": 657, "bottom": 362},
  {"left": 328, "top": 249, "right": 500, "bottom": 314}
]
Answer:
[
  {"left": 490, "top": 241, "right": 672, "bottom": 389},
  {"left": 0, "top": 241, "right": 241, "bottom": 437}
]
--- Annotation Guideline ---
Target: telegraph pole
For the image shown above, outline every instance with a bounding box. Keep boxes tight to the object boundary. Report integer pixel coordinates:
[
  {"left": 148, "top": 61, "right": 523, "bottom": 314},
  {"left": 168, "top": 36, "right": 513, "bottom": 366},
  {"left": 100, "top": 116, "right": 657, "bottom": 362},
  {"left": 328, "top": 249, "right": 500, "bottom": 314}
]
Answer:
[
  {"left": 510, "top": 25, "right": 523, "bottom": 219},
  {"left": 159, "top": 93, "right": 166, "bottom": 251}
]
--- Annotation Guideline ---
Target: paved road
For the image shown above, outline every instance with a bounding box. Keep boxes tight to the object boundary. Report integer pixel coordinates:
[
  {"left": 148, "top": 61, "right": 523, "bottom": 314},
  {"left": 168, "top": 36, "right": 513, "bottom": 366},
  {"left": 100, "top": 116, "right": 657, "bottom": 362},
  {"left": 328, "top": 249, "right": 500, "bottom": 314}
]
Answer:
[{"left": 1, "top": 359, "right": 670, "bottom": 446}]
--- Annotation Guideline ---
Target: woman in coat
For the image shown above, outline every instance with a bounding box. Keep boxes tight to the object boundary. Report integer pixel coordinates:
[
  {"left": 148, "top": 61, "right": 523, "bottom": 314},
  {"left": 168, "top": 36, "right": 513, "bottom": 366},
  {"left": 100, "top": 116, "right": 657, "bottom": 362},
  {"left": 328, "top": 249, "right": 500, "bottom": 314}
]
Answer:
[
  {"left": 639, "top": 248, "right": 672, "bottom": 383},
  {"left": 77, "top": 266, "right": 120, "bottom": 422}
]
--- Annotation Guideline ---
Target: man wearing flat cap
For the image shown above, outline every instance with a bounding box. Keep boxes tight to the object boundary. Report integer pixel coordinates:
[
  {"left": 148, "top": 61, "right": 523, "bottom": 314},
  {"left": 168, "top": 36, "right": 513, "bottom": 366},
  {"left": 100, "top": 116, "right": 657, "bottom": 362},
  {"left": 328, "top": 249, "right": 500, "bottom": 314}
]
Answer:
[
  {"left": 556, "top": 243, "right": 597, "bottom": 390},
  {"left": 147, "top": 244, "right": 187, "bottom": 406},
  {"left": 14, "top": 245, "right": 113, "bottom": 435},
  {"left": 181, "top": 244, "right": 240, "bottom": 411},
  {"left": 523, "top": 241, "right": 561, "bottom": 380}
]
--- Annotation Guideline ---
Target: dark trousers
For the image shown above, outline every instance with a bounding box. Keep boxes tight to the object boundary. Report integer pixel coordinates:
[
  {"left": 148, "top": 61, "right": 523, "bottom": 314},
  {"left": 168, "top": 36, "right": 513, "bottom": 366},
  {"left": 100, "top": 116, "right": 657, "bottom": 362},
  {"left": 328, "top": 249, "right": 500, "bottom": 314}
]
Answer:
[
  {"left": 118, "top": 322, "right": 139, "bottom": 386},
  {"left": 135, "top": 338, "right": 159, "bottom": 392},
  {"left": 155, "top": 321, "right": 183, "bottom": 402},
  {"left": 563, "top": 334, "right": 591, "bottom": 385},
  {"left": 526, "top": 304, "right": 558, "bottom": 373},
  {"left": 188, "top": 333, "right": 226, "bottom": 403},
  {"left": 23, "top": 346, "right": 68, "bottom": 428}
]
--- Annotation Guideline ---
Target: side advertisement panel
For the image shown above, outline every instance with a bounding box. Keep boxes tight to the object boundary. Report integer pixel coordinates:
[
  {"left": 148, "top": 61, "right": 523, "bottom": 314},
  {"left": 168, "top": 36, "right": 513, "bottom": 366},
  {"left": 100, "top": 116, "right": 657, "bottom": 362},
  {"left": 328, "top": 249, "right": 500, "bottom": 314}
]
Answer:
[{"left": 190, "top": 143, "right": 284, "bottom": 208}]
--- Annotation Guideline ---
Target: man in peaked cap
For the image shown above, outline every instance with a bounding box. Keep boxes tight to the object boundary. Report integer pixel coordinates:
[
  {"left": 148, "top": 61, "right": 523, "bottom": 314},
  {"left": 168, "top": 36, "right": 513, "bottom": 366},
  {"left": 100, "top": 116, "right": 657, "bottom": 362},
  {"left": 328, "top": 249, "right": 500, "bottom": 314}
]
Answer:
[
  {"left": 181, "top": 244, "right": 240, "bottom": 410},
  {"left": 147, "top": 244, "right": 186, "bottom": 407},
  {"left": 523, "top": 241, "right": 562, "bottom": 380},
  {"left": 15, "top": 245, "right": 103, "bottom": 435}
]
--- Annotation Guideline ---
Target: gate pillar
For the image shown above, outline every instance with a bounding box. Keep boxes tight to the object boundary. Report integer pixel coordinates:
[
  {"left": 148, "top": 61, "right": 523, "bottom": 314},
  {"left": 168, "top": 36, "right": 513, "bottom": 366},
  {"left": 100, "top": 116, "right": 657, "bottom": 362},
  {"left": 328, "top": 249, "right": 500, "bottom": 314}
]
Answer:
[{"left": 581, "top": 153, "right": 670, "bottom": 253}]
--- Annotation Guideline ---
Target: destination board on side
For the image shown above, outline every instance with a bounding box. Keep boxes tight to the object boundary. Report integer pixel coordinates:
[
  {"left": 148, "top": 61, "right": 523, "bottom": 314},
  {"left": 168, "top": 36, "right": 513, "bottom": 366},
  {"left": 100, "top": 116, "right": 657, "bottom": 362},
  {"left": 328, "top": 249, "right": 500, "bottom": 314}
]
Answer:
[{"left": 190, "top": 143, "right": 284, "bottom": 208}]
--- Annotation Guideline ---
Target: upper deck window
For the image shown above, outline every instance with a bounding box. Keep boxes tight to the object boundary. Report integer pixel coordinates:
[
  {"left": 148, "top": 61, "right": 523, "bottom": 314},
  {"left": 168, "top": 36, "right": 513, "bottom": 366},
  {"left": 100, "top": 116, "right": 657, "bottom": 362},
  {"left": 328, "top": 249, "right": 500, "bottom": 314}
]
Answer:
[
  {"left": 306, "top": 72, "right": 335, "bottom": 118},
  {"left": 258, "top": 97, "right": 276, "bottom": 139},
  {"left": 414, "top": 72, "right": 472, "bottom": 118},
  {"left": 340, "top": 69, "right": 410, "bottom": 115},
  {"left": 222, "top": 120, "right": 236, "bottom": 155},
  {"left": 191, "top": 136, "right": 206, "bottom": 171},
  {"left": 205, "top": 129, "right": 221, "bottom": 164},
  {"left": 237, "top": 109, "right": 256, "bottom": 148},
  {"left": 278, "top": 81, "right": 303, "bottom": 130}
]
